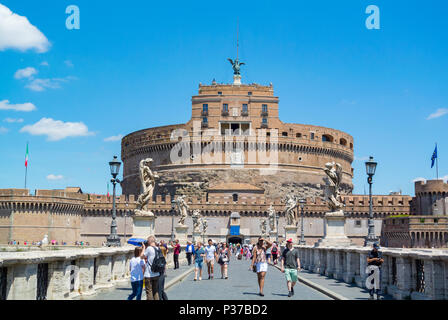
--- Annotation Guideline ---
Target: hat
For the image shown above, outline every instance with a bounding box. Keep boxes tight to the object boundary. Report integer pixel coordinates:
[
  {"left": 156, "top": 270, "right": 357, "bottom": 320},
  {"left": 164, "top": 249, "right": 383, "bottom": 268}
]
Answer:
[
  {"left": 286, "top": 238, "right": 293, "bottom": 243},
  {"left": 373, "top": 243, "right": 380, "bottom": 249}
]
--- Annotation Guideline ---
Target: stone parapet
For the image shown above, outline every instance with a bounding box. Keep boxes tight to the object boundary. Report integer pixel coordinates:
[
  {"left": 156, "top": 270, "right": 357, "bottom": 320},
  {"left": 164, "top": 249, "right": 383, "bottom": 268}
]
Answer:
[{"left": 296, "top": 245, "right": 448, "bottom": 300}]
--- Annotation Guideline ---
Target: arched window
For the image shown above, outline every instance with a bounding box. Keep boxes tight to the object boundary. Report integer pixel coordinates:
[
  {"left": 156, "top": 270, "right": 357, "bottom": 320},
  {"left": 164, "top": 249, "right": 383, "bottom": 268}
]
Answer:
[
  {"left": 232, "top": 194, "right": 238, "bottom": 202},
  {"left": 322, "top": 134, "right": 333, "bottom": 142},
  {"left": 340, "top": 138, "right": 347, "bottom": 146}
]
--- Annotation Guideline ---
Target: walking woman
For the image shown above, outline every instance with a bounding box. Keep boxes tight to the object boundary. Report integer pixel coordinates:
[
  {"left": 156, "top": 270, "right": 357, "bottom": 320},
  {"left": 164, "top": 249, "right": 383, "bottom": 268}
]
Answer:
[
  {"left": 128, "top": 246, "right": 145, "bottom": 300},
  {"left": 193, "top": 241, "right": 206, "bottom": 281},
  {"left": 250, "top": 237, "right": 272, "bottom": 297},
  {"left": 218, "top": 243, "right": 230, "bottom": 279}
]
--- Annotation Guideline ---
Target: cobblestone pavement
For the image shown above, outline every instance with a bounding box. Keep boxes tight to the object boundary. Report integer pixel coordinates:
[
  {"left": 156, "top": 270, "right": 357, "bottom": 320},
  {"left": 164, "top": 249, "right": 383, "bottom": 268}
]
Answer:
[
  {"left": 75, "top": 262, "right": 193, "bottom": 300},
  {"left": 165, "top": 256, "right": 331, "bottom": 300}
]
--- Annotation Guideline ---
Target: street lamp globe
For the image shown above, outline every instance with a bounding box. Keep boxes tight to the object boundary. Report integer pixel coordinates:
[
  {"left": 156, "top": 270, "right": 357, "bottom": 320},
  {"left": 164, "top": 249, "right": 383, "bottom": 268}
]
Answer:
[
  {"left": 171, "top": 199, "right": 177, "bottom": 210},
  {"left": 299, "top": 198, "right": 305, "bottom": 208},
  {"left": 109, "top": 155, "right": 121, "bottom": 179},
  {"left": 365, "top": 156, "right": 377, "bottom": 177}
]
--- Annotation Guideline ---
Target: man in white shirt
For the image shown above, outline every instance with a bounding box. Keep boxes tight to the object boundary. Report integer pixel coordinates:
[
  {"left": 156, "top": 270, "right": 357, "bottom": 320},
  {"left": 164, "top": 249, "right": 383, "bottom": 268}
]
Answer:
[
  {"left": 142, "top": 236, "right": 160, "bottom": 300},
  {"left": 204, "top": 239, "right": 217, "bottom": 280}
]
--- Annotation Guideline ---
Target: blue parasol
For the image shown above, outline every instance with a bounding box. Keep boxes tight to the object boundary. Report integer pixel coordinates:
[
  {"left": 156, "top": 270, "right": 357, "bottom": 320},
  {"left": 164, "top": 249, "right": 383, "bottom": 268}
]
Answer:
[{"left": 127, "top": 238, "right": 146, "bottom": 246}]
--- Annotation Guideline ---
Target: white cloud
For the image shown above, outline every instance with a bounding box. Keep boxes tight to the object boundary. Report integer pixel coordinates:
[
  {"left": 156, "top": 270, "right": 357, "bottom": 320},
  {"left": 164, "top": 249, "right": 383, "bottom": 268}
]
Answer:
[
  {"left": 0, "top": 100, "right": 36, "bottom": 112},
  {"left": 104, "top": 134, "right": 123, "bottom": 142},
  {"left": 40, "top": 61, "right": 49, "bottom": 66},
  {"left": 14, "top": 67, "right": 37, "bottom": 79},
  {"left": 412, "top": 177, "right": 426, "bottom": 183},
  {"left": 0, "top": 127, "right": 8, "bottom": 134},
  {"left": 442, "top": 175, "right": 448, "bottom": 183},
  {"left": 46, "top": 174, "right": 64, "bottom": 181},
  {"left": 427, "top": 108, "right": 448, "bottom": 120},
  {"left": 0, "top": 4, "right": 50, "bottom": 52},
  {"left": 20, "top": 117, "right": 94, "bottom": 141},
  {"left": 354, "top": 156, "right": 369, "bottom": 161},
  {"left": 4, "top": 118, "right": 24, "bottom": 123},
  {"left": 64, "top": 60, "right": 74, "bottom": 67},
  {"left": 25, "top": 76, "right": 76, "bottom": 92}
]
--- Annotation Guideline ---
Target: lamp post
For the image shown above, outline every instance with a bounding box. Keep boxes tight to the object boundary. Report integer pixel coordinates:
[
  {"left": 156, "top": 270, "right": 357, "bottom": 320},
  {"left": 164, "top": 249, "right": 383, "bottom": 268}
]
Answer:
[
  {"left": 364, "top": 156, "right": 378, "bottom": 247},
  {"left": 106, "top": 155, "right": 121, "bottom": 247},
  {"left": 170, "top": 199, "right": 176, "bottom": 243},
  {"left": 299, "top": 199, "right": 306, "bottom": 245}
]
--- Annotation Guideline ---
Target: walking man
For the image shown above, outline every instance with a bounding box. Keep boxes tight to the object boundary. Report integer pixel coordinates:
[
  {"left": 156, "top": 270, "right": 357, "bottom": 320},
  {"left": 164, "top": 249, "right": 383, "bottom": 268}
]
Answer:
[
  {"left": 171, "top": 239, "right": 181, "bottom": 269},
  {"left": 186, "top": 241, "right": 194, "bottom": 266},
  {"left": 204, "top": 239, "right": 217, "bottom": 279},
  {"left": 281, "top": 238, "right": 301, "bottom": 297},
  {"left": 142, "top": 236, "right": 161, "bottom": 300}
]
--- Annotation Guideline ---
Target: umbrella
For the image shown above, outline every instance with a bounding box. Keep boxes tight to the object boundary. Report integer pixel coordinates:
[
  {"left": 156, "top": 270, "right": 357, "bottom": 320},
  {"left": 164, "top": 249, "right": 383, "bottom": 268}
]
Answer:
[{"left": 127, "top": 238, "right": 146, "bottom": 246}]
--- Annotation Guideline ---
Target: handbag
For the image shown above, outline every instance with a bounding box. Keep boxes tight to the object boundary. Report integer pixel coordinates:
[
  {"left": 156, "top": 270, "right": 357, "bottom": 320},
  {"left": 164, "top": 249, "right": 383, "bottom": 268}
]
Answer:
[{"left": 252, "top": 264, "right": 257, "bottom": 273}]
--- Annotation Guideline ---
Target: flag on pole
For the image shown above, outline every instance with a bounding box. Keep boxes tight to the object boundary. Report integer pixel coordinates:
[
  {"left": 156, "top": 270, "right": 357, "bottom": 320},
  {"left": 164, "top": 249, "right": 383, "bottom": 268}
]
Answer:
[
  {"left": 431, "top": 144, "right": 437, "bottom": 168},
  {"left": 25, "top": 142, "right": 29, "bottom": 167}
]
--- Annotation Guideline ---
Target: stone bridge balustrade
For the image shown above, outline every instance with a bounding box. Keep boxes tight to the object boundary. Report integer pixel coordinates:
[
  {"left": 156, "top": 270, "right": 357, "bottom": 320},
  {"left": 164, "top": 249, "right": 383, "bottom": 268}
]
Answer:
[
  {"left": 295, "top": 245, "right": 448, "bottom": 300},
  {"left": 0, "top": 245, "right": 187, "bottom": 300}
]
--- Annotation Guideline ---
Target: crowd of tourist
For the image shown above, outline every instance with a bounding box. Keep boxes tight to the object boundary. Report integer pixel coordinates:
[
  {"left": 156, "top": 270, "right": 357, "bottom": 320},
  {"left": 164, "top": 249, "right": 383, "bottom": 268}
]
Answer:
[{"left": 127, "top": 235, "right": 383, "bottom": 300}]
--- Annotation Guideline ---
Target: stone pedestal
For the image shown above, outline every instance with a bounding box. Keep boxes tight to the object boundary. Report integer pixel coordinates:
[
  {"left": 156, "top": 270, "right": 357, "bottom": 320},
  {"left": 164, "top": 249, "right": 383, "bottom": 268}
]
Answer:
[
  {"left": 192, "top": 231, "right": 202, "bottom": 244},
  {"left": 314, "top": 210, "right": 352, "bottom": 247},
  {"left": 175, "top": 225, "right": 189, "bottom": 245},
  {"left": 269, "top": 230, "right": 278, "bottom": 242},
  {"left": 233, "top": 74, "right": 242, "bottom": 85},
  {"left": 132, "top": 211, "right": 155, "bottom": 239},
  {"left": 284, "top": 225, "right": 298, "bottom": 244}
]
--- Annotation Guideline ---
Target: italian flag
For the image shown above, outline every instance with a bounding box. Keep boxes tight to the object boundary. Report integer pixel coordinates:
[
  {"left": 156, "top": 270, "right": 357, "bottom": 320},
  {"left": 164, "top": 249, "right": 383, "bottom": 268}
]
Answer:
[{"left": 25, "top": 142, "right": 29, "bottom": 168}]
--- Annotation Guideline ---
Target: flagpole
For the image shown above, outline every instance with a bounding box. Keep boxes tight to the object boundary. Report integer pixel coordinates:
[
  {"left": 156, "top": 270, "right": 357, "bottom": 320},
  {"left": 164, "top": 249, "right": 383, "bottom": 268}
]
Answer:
[
  {"left": 24, "top": 142, "right": 29, "bottom": 189},
  {"left": 436, "top": 151, "right": 439, "bottom": 180}
]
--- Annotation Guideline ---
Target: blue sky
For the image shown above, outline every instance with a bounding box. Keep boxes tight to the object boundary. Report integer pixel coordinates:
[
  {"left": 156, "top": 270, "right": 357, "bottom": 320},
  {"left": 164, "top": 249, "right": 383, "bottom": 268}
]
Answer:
[{"left": 0, "top": 0, "right": 447, "bottom": 196}]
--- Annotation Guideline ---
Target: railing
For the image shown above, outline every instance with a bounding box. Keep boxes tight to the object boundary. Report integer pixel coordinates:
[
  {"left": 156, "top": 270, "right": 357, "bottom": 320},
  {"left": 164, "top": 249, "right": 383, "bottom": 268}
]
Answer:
[
  {"left": 296, "top": 245, "right": 448, "bottom": 300},
  {"left": 0, "top": 245, "right": 187, "bottom": 300}
]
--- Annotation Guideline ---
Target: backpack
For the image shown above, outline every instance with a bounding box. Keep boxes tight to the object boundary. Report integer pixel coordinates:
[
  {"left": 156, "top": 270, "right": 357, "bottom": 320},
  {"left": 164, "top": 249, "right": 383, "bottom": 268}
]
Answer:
[
  {"left": 272, "top": 246, "right": 278, "bottom": 254},
  {"left": 148, "top": 247, "right": 166, "bottom": 273}
]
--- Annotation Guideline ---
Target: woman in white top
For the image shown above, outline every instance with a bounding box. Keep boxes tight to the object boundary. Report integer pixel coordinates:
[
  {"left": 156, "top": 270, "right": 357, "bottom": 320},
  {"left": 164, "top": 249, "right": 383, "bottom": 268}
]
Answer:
[{"left": 128, "top": 246, "right": 145, "bottom": 300}]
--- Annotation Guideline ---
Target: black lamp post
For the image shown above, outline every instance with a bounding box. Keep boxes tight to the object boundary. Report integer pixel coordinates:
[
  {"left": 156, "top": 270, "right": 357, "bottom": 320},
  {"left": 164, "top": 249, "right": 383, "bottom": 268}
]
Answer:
[
  {"left": 171, "top": 199, "right": 176, "bottom": 243},
  {"left": 275, "top": 210, "right": 279, "bottom": 243},
  {"left": 364, "top": 156, "right": 378, "bottom": 247},
  {"left": 106, "top": 155, "right": 121, "bottom": 247},
  {"left": 299, "top": 199, "right": 306, "bottom": 245}
]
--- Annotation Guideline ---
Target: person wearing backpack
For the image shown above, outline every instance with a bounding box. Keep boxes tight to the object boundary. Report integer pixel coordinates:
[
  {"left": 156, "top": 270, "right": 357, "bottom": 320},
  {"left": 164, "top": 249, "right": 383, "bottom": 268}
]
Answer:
[
  {"left": 142, "top": 236, "right": 162, "bottom": 300},
  {"left": 156, "top": 241, "right": 169, "bottom": 300}
]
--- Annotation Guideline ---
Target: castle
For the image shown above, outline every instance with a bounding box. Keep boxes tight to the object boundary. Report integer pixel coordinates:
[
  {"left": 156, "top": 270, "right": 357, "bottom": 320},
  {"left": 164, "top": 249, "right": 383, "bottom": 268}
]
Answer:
[{"left": 0, "top": 66, "right": 446, "bottom": 247}]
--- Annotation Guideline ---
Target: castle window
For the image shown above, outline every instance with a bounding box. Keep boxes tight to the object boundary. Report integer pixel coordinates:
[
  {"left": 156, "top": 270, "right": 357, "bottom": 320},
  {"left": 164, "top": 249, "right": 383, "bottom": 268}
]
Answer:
[
  {"left": 355, "top": 220, "right": 362, "bottom": 227},
  {"left": 322, "top": 134, "right": 333, "bottom": 142},
  {"left": 203, "top": 104, "right": 208, "bottom": 112},
  {"left": 296, "top": 133, "right": 302, "bottom": 138},
  {"left": 262, "top": 118, "right": 268, "bottom": 124},
  {"left": 310, "top": 132, "right": 315, "bottom": 140},
  {"left": 242, "top": 104, "right": 248, "bottom": 115},
  {"left": 233, "top": 194, "right": 238, "bottom": 202},
  {"left": 340, "top": 138, "right": 347, "bottom": 146},
  {"left": 248, "top": 92, "right": 252, "bottom": 96},
  {"left": 262, "top": 104, "right": 268, "bottom": 113},
  {"left": 218, "top": 92, "right": 222, "bottom": 95},
  {"left": 349, "top": 143, "right": 353, "bottom": 149},
  {"left": 282, "top": 132, "right": 288, "bottom": 137},
  {"left": 203, "top": 117, "right": 208, "bottom": 123},
  {"left": 222, "top": 104, "right": 229, "bottom": 112}
]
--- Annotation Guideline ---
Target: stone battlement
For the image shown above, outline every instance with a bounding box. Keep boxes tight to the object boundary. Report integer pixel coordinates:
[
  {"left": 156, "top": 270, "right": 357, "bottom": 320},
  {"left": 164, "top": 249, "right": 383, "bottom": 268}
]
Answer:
[{"left": 415, "top": 179, "right": 448, "bottom": 194}]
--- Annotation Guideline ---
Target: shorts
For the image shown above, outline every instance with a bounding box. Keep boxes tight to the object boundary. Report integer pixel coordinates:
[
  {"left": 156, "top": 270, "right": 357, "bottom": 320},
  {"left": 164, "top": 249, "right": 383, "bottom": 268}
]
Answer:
[
  {"left": 284, "top": 268, "right": 298, "bottom": 283},
  {"left": 256, "top": 262, "right": 268, "bottom": 273},
  {"left": 206, "top": 258, "right": 214, "bottom": 265},
  {"left": 195, "top": 261, "right": 203, "bottom": 269}
]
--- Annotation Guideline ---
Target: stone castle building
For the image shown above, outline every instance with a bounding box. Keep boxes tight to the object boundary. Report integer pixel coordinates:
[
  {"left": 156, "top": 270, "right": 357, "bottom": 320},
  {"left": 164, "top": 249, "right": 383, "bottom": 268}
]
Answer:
[
  {"left": 381, "top": 180, "right": 448, "bottom": 248},
  {"left": 120, "top": 81, "right": 354, "bottom": 201},
  {"left": 1, "top": 65, "right": 445, "bottom": 247}
]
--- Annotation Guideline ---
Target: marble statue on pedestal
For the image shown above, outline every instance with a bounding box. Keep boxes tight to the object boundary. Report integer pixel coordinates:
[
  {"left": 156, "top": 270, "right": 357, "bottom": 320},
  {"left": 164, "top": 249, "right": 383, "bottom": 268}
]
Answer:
[
  {"left": 135, "top": 158, "right": 159, "bottom": 216},
  {"left": 192, "top": 209, "right": 202, "bottom": 233},
  {"left": 176, "top": 195, "right": 189, "bottom": 226},
  {"left": 324, "top": 161, "right": 344, "bottom": 212},
  {"left": 315, "top": 161, "right": 352, "bottom": 247},
  {"left": 268, "top": 205, "right": 276, "bottom": 232},
  {"left": 284, "top": 194, "right": 298, "bottom": 226},
  {"left": 260, "top": 218, "right": 267, "bottom": 236}
]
